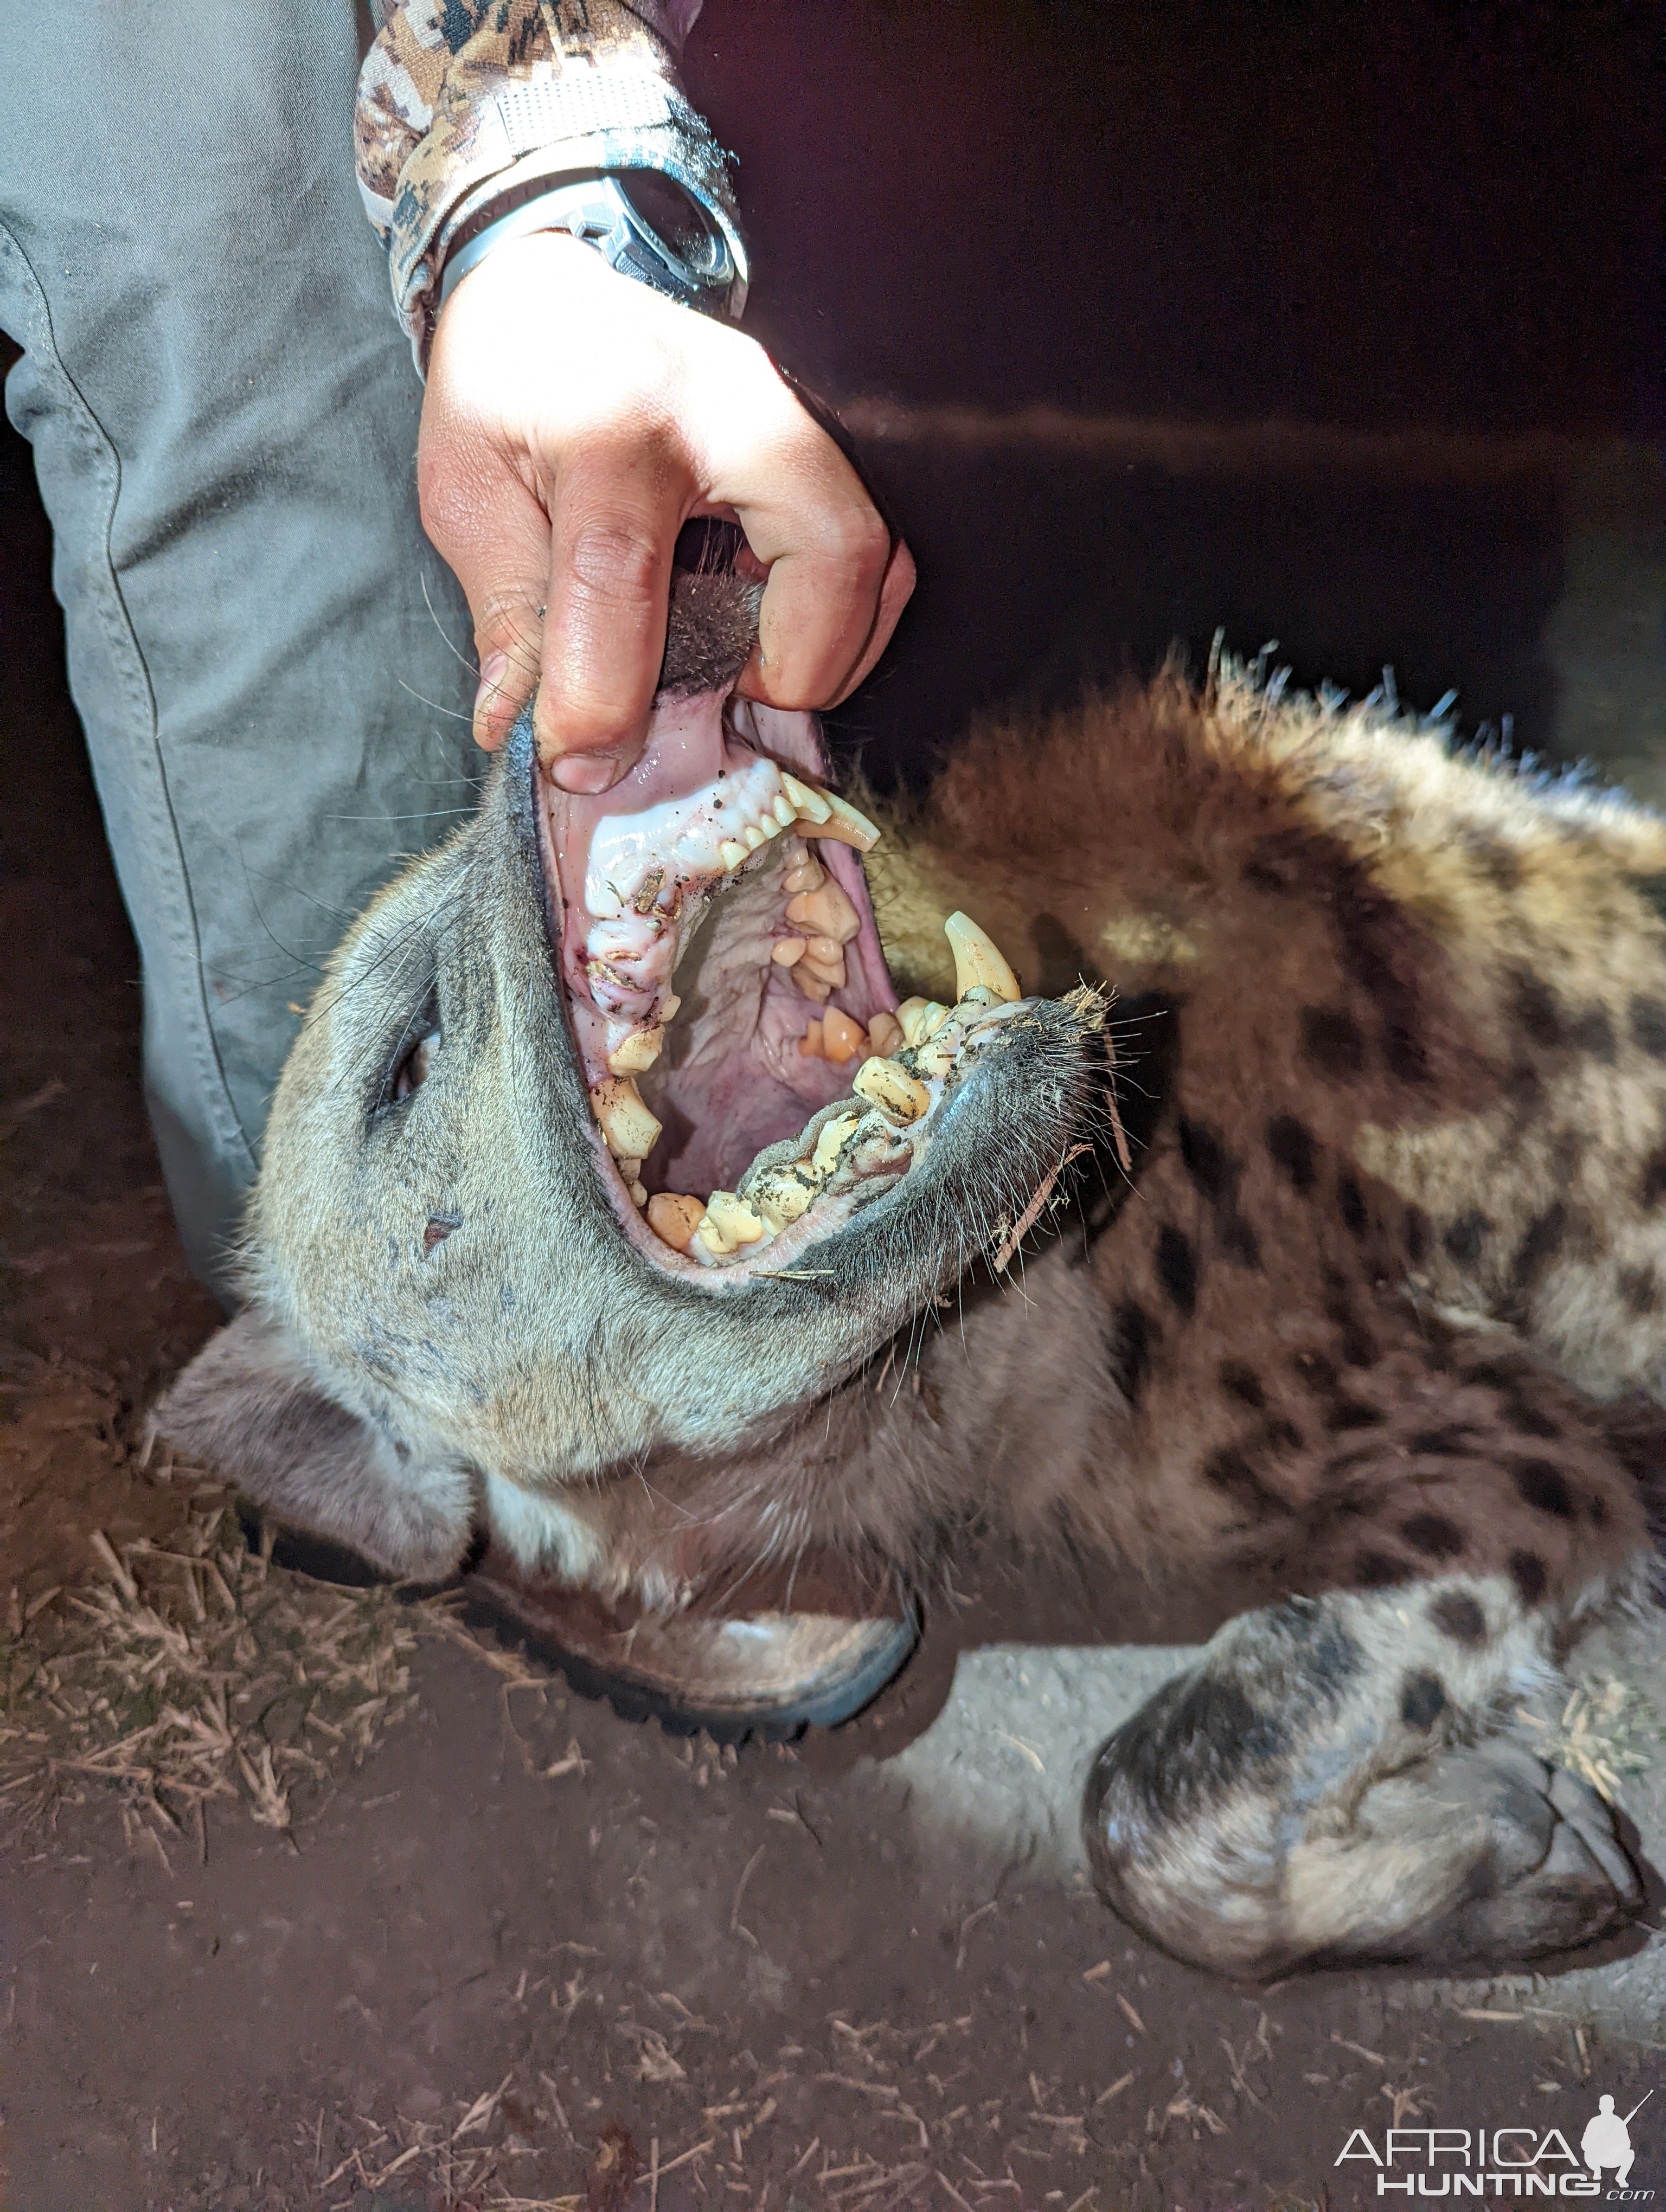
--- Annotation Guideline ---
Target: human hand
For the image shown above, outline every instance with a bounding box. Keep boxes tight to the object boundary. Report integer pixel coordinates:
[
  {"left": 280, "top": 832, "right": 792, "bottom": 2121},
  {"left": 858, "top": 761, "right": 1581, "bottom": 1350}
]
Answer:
[{"left": 419, "top": 229, "right": 915, "bottom": 793}]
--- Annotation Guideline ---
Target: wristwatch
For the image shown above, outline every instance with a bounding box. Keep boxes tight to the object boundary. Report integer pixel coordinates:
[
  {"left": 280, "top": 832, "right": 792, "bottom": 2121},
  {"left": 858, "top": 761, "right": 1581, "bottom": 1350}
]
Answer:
[{"left": 438, "top": 163, "right": 747, "bottom": 320}]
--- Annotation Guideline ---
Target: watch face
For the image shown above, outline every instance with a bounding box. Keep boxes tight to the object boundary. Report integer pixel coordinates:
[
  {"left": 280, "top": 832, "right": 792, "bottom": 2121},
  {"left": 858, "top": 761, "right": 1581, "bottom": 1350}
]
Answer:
[{"left": 614, "top": 169, "right": 731, "bottom": 289}]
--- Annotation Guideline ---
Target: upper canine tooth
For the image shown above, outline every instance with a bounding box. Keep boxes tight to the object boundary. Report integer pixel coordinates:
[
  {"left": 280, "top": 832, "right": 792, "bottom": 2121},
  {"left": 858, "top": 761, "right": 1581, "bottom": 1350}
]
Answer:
[
  {"left": 606, "top": 1024, "right": 665, "bottom": 1076},
  {"left": 811, "top": 793, "right": 881, "bottom": 852},
  {"left": 853, "top": 1056, "right": 930, "bottom": 1126},
  {"left": 589, "top": 1076, "right": 663, "bottom": 1161},
  {"left": 944, "top": 911, "right": 1021, "bottom": 1004},
  {"left": 719, "top": 839, "right": 749, "bottom": 872},
  {"left": 780, "top": 771, "right": 831, "bottom": 824}
]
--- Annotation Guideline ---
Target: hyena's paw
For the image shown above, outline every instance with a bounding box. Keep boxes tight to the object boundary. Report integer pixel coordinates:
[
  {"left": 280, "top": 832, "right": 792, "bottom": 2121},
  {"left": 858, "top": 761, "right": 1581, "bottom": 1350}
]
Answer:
[
  {"left": 1375, "top": 1737, "right": 1644, "bottom": 1970},
  {"left": 1083, "top": 1580, "right": 1649, "bottom": 1980}
]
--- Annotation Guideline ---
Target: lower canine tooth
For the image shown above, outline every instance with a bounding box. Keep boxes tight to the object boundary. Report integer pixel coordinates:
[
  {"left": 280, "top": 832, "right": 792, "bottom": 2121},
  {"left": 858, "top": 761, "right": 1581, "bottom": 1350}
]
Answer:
[
  {"left": 589, "top": 1076, "right": 663, "bottom": 1161},
  {"left": 703, "top": 1191, "right": 767, "bottom": 1247},
  {"left": 853, "top": 1056, "right": 930, "bottom": 1125},
  {"left": 646, "top": 1192, "right": 706, "bottom": 1251},
  {"left": 944, "top": 911, "right": 1021, "bottom": 1004}
]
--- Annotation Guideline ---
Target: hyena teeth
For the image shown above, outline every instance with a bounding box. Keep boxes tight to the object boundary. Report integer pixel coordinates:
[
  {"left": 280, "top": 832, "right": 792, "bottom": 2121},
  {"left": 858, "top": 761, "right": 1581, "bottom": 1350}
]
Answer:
[
  {"left": 896, "top": 996, "right": 950, "bottom": 1046},
  {"left": 812, "top": 793, "right": 881, "bottom": 852},
  {"left": 793, "top": 968, "right": 833, "bottom": 1004},
  {"left": 772, "top": 793, "right": 797, "bottom": 829},
  {"left": 771, "top": 937, "right": 807, "bottom": 967},
  {"left": 646, "top": 1192, "right": 705, "bottom": 1251},
  {"left": 853, "top": 1056, "right": 930, "bottom": 1125},
  {"left": 606, "top": 1024, "right": 665, "bottom": 1076},
  {"left": 785, "top": 879, "right": 861, "bottom": 945},
  {"left": 751, "top": 1169, "right": 816, "bottom": 1230},
  {"left": 589, "top": 1076, "right": 663, "bottom": 1162},
  {"left": 718, "top": 838, "right": 748, "bottom": 872},
  {"left": 799, "top": 1017, "right": 824, "bottom": 1057},
  {"left": 779, "top": 771, "right": 831, "bottom": 824},
  {"left": 867, "top": 1011, "right": 906, "bottom": 1058},
  {"left": 944, "top": 911, "right": 1021, "bottom": 1004},
  {"left": 742, "top": 823, "right": 768, "bottom": 851},
  {"left": 781, "top": 852, "right": 825, "bottom": 896},
  {"left": 703, "top": 1191, "right": 768, "bottom": 1248},
  {"left": 819, "top": 1009, "right": 866, "bottom": 1063},
  {"left": 912, "top": 1026, "right": 959, "bottom": 1079},
  {"left": 810, "top": 1113, "right": 861, "bottom": 1178}
]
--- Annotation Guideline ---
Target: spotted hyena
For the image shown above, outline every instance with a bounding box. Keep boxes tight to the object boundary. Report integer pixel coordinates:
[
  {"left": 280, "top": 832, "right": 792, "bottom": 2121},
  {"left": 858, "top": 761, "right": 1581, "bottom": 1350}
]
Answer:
[{"left": 158, "top": 576, "right": 1665, "bottom": 1979}]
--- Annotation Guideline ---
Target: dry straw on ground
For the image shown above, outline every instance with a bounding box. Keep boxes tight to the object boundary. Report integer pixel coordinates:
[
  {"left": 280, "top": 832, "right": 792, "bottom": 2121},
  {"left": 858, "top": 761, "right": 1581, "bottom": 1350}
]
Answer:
[{"left": 0, "top": 1490, "right": 419, "bottom": 1854}]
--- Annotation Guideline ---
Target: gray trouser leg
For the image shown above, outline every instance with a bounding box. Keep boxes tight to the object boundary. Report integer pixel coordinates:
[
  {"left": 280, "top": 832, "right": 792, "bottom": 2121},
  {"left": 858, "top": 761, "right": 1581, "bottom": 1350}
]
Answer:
[{"left": 0, "top": 1, "right": 480, "bottom": 1293}]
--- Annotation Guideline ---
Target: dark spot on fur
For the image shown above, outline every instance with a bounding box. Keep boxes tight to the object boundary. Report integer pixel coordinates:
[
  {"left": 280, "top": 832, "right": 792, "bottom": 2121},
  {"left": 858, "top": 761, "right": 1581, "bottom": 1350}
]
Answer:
[
  {"left": 1353, "top": 1550, "right": 1411, "bottom": 1590},
  {"left": 1108, "top": 1299, "right": 1158, "bottom": 1407},
  {"left": 1631, "top": 994, "right": 1666, "bottom": 1059},
  {"left": 1509, "top": 1549, "right": 1549, "bottom": 1605},
  {"left": 1409, "top": 1424, "right": 1479, "bottom": 1456},
  {"left": 1292, "top": 1349, "right": 1340, "bottom": 1397},
  {"left": 1505, "top": 1393, "right": 1561, "bottom": 1441},
  {"left": 1178, "top": 1117, "right": 1239, "bottom": 1207},
  {"left": 1444, "top": 1211, "right": 1489, "bottom": 1265},
  {"left": 1568, "top": 1005, "right": 1617, "bottom": 1060},
  {"left": 1504, "top": 1058, "right": 1545, "bottom": 1110},
  {"left": 1400, "top": 1670, "right": 1448, "bottom": 1729},
  {"left": 1155, "top": 1225, "right": 1199, "bottom": 1317},
  {"left": 1513, "top": 1458, "right": 1575, "bottom": 1519},
  {"left": 1462, "top": 1355, "right": 1529, "bottom": 1388},
  {"left": 1620, "top": 1265, "right": 1660, "bottom": 1315},
  {"left": 1220, "top": 1214, "right": 1263, "bottom": 1269},
  {"left": 422, "top": 1214, "right": 461, "bottom": 1255},
  {"left": 1337, "top": 1172, "right": 1369, "bottom": 1239},
  {"left": 1267, "top": 1115, "right": 1318, "bottom": 1193},
  {"left": 1300, "top": 1006, "right": 1366, "bottom": 1080},
  {"left": 1324, "top": 1397, "right": 1388, "bottom": 1433},
  {"left": 1202, "top": 1445, "right": 1288, "bottom": 1514},
  {"left": 1642, "top": 1145, "right": 1666, "bottom": 1211},
  {"left": 1404, "top": 1205, "right": 1431, "bottom": 1265},
  {"left": 1260, "top": 1417, "right": 1306, "bottom": 1454},
  {"left": 1117, "top": 1674, "right": 1288, "bottom": 1817},
  {"left": 1219, "top": 1361, "right": 1265, "bottom": 1409},
  {"left": 1588, "top": 1491, "right": 1610, "bottom": 1527},
  {"left": 1402, "top": 1512, "right": 1466, "bottom": 1560},
  {"left": 1510, "top": 1204, "right": 1568, "bottom": 1301},
  {"left": 1429, "top": 1591, "right": 1489, "bottom": 1645},
  {"left": 1468, "top": 837, "right": 1522, "bottom": 892},
  {"left": 1509, "top": 967, "right": 1564, "bottom": 1049}
]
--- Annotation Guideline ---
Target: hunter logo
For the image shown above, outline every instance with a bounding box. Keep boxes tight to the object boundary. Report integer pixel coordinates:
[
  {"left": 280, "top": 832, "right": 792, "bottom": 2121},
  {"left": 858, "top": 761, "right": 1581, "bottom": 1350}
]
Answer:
[{"left": 1336, "top": 2090, "right": 1655, "bottom": 2198}]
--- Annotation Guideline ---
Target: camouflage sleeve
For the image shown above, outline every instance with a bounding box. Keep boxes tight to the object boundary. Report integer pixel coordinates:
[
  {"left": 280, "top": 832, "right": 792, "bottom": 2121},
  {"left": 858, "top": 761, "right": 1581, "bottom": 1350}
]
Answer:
[{"left": 357, "top": 0, "right": 734, "bottom": 364}]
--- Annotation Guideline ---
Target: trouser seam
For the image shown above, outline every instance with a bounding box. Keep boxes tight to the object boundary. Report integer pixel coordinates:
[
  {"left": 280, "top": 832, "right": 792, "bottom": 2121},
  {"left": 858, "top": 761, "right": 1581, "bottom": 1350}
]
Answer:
[{"left": 0, "top": 218, "right": 257, "bottom": 1184}]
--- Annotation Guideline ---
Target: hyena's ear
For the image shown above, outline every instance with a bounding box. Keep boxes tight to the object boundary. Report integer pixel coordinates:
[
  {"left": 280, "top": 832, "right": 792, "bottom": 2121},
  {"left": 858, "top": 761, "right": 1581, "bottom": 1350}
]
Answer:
[{"left": 151, "top": 1310, "right": 475, "bottom": 1582}]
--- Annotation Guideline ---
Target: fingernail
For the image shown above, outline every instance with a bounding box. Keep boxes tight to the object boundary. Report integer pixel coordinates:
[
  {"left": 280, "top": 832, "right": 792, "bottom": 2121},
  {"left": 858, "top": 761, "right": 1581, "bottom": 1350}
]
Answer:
[
  {"left": 552, "top": 751, "right": 624, "bottom": 795},
  {"left": 473, "top": 652, "right": 507, "bottom": 715}
]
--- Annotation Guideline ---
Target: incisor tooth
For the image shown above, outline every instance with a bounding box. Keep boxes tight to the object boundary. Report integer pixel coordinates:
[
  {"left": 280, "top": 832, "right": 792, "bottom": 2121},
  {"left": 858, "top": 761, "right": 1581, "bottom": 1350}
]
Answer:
[
  {"left": 718, "top": 839, "right": 748, "bottom": 872},
  {"left": 589, "top": 1077, "right": 662, "bottom": 1161},
  {"left": 742, "top": 823, "right": 767, "bottom": 851},
  {"left": 853, "top": 1056, "right": 930, "bottom": 1125},
  {"left": 944, "top": 911, "right": 1021, "bottom": 1004},
  {"left": 821, "top": 1008, "right": 866, "bottom": 1063},
  {"left": 606, "top": 1025, "right": 665, "bottom": 1076},
  {"left": 772, "top": 793, "right": 797, "bottom": 829},
  {"left": 646, "top": 1192, "right": 705, "bottom": 1251},
  {"left": 780, "top": 771, "right": 831, "bottom": 824},
  {"left": 810, "top": 1113, "right": 860, "bottom": 1178}
]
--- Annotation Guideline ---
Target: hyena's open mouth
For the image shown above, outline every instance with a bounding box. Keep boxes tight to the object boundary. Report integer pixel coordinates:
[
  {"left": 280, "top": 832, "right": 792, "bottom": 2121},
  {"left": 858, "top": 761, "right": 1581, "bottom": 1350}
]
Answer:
[{"left": 518, "top": 569, "right": 1034, "bottom": 1287}]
